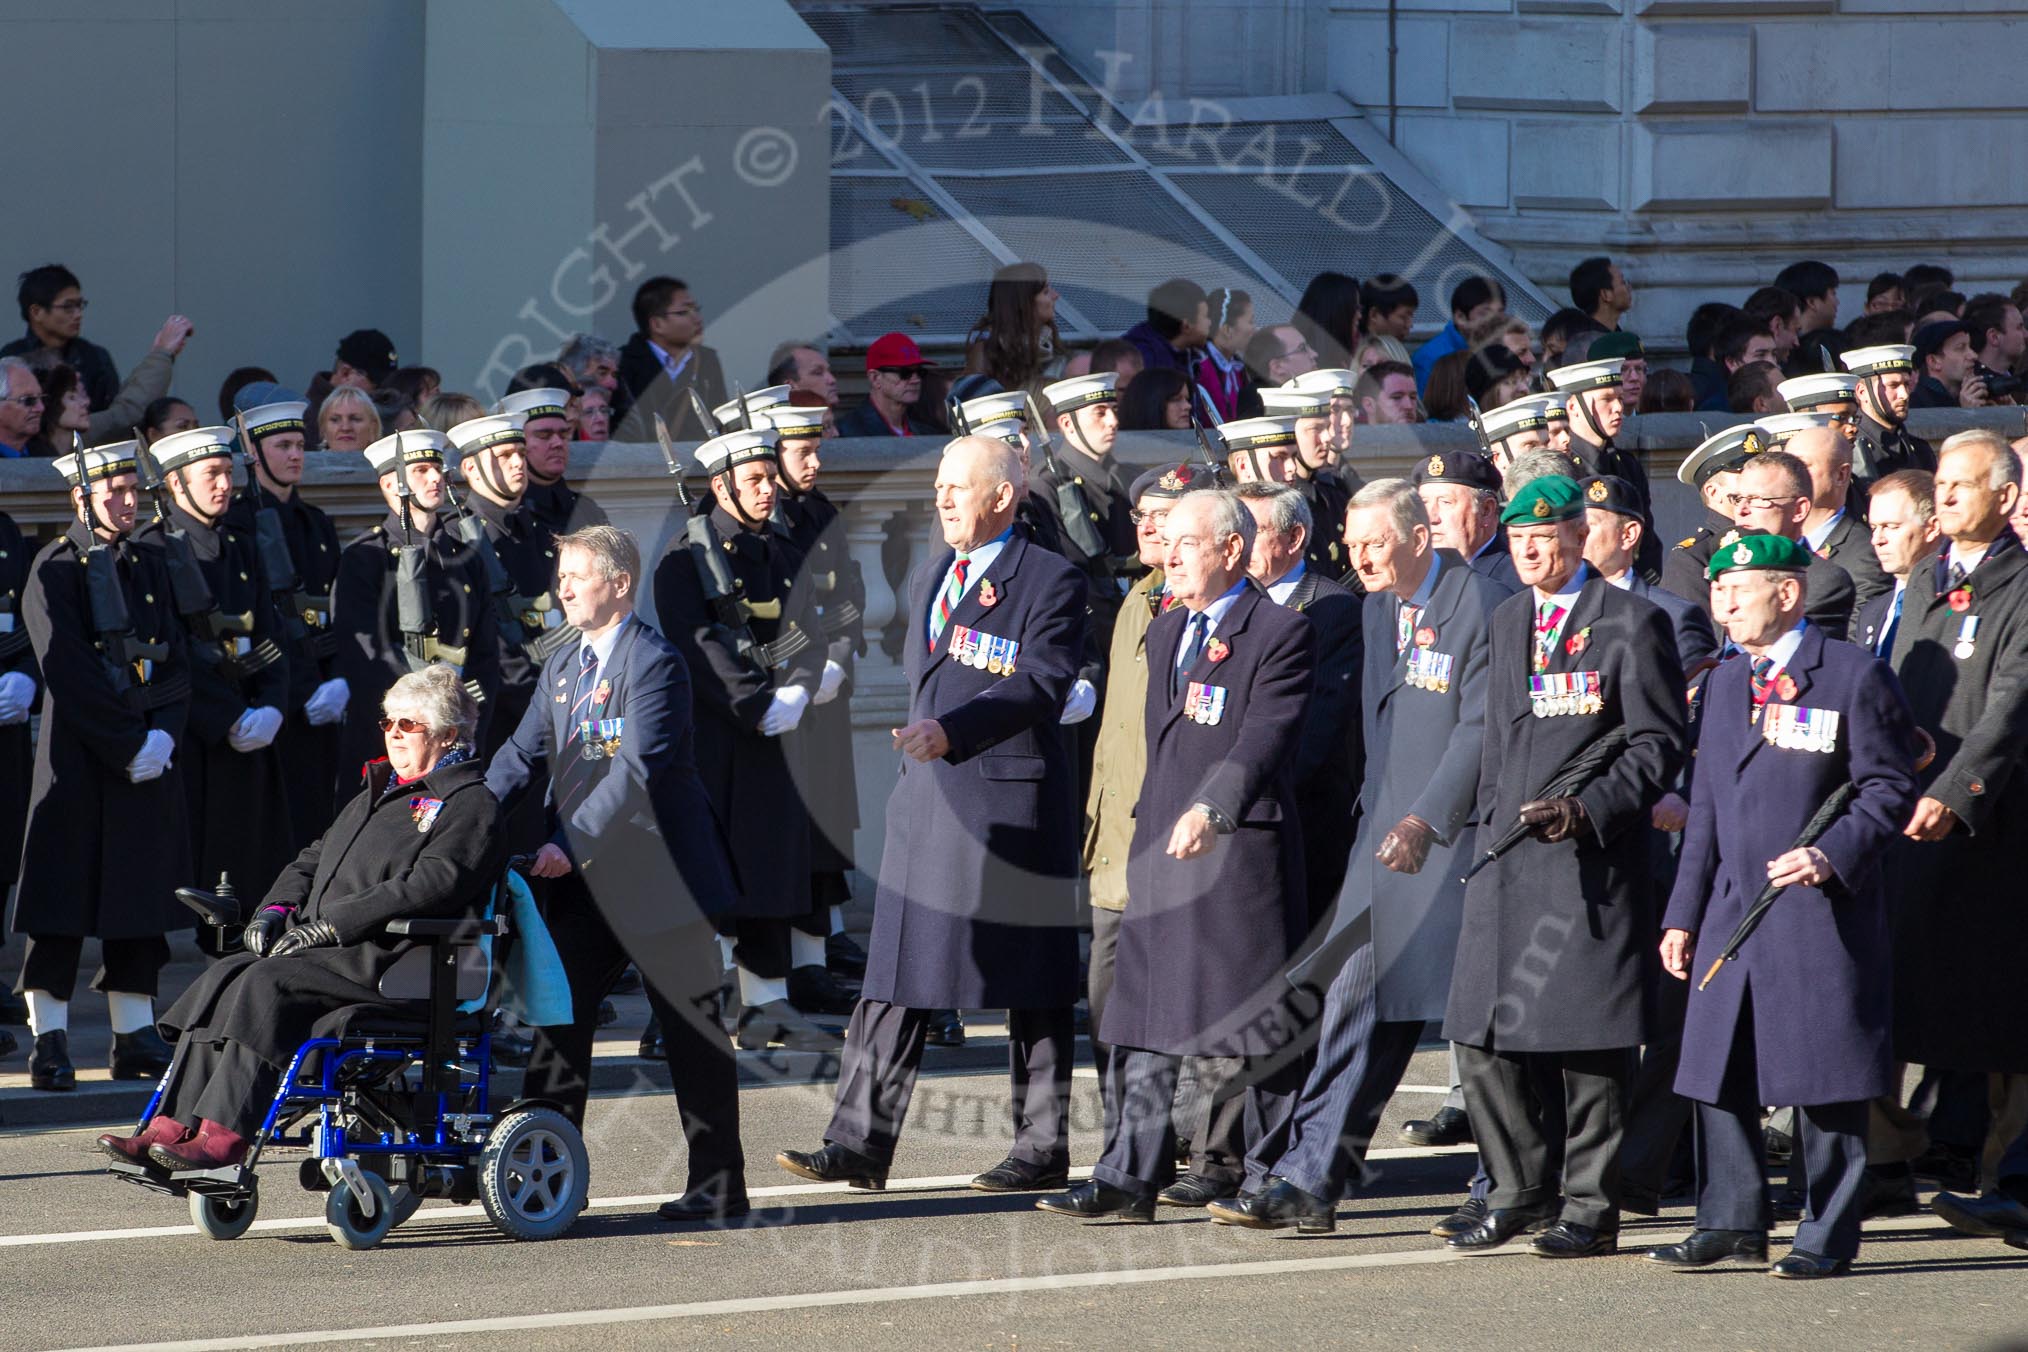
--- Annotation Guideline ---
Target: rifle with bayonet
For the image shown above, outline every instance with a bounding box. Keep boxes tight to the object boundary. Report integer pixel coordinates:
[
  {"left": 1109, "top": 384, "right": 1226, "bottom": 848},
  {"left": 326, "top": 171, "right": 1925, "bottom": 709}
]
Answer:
[
  {"left": 67, "top": 436, "right": 147, "bottom": 701},
  {"left": 233, "top": 411, "right": 309, "bottom": 638},
  {"left": 1029, "top": 390, "right": 1112, "bottom": 564},
  {"left": 389, "top": 451, "right": 441, "bottom": 671}
]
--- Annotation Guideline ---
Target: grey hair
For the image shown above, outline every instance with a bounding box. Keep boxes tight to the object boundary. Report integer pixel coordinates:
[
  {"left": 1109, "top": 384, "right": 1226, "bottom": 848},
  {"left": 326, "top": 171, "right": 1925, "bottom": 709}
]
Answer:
[
  {"left": 383, "top": 662, "right": 478, "bottom": 743},
  {"left": 1504, "top": 450, "right": 1579, "bottom": 498},
  {"left": 767, "top": 340, "right": 826, "bottom": 387},
  {"left": 945, "top": 434, "right": 1025, "bottom": 497},
  {"left": 1350, "top": 477, "right": 1428, "bottom": 540},
  {"left": 557, "top": 332, "right": 618, "bottom": 376},
  {"left": 556, "top": 523, "right": 640, "bottom": 586},
  {"left": 1178, "top": 487, "right": 1257, "bottom": 557},
  {"left": 0, "top": 355, "right": 34, "bottom": 393},
  {"left": 1234, "top": 481, "right": 1312, "bottom": 541},
  {"left": 1939, "top": 428, "right": 2024, "bottom": 489}
]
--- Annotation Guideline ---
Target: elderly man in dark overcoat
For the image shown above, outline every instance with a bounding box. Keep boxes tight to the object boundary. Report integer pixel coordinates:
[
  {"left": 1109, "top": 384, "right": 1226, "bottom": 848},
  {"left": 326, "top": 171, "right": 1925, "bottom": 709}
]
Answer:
[
  {"left": 1653, "top": 533, "right": 1918, "bottom": 1279},
  {"left": 778, "top": 435, "right": 1087, "bottom": 1193},
  {"left": 1038, "top": 486, "right": 1316, "bottom": 1223},
  {"left": 1442, "top": 475, "right": 1685, "bottom": 1259}
]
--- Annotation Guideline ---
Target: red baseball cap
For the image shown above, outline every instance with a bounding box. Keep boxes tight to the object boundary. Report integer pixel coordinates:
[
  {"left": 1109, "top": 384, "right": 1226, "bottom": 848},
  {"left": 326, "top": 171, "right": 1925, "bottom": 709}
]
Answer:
[{"left": 865, "top": 332, "right": 937, "bottom": 373}]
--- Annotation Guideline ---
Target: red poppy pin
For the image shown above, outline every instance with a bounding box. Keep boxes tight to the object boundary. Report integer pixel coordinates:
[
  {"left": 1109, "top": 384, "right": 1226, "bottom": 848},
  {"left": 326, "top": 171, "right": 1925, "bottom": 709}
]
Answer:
[
  {"left": 1565, "top": 626, "right": 1591, "bottom": 657},
  {"left": 593, "top": 679, "right": 612, "bottom": 705},
  {"left": 1776, "top": 673, "right": 1798, "bottom": 702},
  {"left": 979, "top": 579, "right": 999, "bottom": 608},
  {"left": 1414, "top": 626, "right": 1436, "bottom": 648},
  {"left": 1206, "top": 637, "right": 1230, "bottom": 663},
  {"left": 1161, "top": 592, "right": 1177, "bottom": 611},
  {"left": 1948, "top": 587, "right": 1972, "bottom": 613}
]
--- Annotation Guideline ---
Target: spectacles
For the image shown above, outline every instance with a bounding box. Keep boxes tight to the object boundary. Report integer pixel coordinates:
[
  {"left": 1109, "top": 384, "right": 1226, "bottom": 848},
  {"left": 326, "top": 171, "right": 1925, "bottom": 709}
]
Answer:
[
  {"left": 4, "top": 394, "right": 44, "bottom": 408},
  {"left": 1129, "top": 508, "right": 1171, "bottom": 526},
  {"left": 875, "top": 367, "right": 923, "bottom": 380},
  {"left": 1726, "top": 493, "right": 1803, "bottom": 511},
  {"left": 49, "top": 299, "right": 86, "bottom": 314},
  {"left": 378, "top": 716, "right": 430, "bottom": 734}
]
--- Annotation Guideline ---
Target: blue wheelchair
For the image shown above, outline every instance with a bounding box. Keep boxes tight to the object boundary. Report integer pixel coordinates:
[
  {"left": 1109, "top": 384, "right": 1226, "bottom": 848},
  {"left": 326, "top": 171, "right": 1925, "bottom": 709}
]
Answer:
[{"left": 107, "top": 861, "right": 588, "bottom": 1249}]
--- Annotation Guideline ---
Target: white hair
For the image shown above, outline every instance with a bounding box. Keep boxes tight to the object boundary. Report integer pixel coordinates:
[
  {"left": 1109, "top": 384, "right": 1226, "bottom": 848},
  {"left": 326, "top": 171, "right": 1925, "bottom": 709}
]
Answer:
[
  {"left": 383, "top": 663, "right": 477, "bottom": 743},
  {"left": 1350, "top": 477, "right": 1427, "bottom": 540}
]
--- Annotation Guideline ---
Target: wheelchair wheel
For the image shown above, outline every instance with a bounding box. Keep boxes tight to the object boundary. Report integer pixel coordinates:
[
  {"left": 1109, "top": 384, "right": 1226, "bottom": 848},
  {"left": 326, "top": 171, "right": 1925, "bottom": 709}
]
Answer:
[
  {"left": 190, "top": 1190, "right": 257, "bottom": 1241},
  {"left": 478, "top": 1107, "right": 588, "bottom": 1241},
  {"left": 325, "top": 1171, "right": 397, "bottom": 1250}
]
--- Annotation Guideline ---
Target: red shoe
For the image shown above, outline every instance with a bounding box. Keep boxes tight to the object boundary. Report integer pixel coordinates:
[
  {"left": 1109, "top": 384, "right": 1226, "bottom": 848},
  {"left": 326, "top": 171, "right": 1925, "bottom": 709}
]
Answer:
[
  {"left": 147, "top": 1119, "right": 250, "bottom": 1172},
  {"left": 98, "top": 1115, "right": 191, "bottom": 1164}
]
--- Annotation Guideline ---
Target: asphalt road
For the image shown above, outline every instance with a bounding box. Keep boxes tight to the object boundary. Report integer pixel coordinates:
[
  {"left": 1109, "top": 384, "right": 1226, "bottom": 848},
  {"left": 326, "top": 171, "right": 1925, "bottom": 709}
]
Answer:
[{"left": 5, "top": 1049, "right": 2026, "bottom": 1352}]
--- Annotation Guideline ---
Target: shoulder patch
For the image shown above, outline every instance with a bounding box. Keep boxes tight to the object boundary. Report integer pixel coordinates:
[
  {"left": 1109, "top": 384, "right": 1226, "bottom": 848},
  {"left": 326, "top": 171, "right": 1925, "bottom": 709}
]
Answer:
[{"left": 1677, "top": 536, "right": 1696, "bottom": 549}]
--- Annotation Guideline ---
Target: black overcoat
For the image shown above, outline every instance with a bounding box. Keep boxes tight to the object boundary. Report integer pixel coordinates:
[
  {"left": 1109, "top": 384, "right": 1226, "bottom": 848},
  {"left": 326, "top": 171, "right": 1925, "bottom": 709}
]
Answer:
[
  {"left": 778, "top": 486, "right": 865, "bottom": 873},
  {"left": 0, "top": 510, "right": 38, "bottom": 886},
  {"left": 1281, "top": 568, "right": 1363, "bottom": 929}
]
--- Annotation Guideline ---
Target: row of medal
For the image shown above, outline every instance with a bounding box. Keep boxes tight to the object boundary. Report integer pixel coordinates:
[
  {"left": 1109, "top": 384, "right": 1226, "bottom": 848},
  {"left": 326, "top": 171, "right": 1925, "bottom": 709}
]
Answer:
[
  {"left": 577, "top": 716, "right": 625, "bottom": 761},
  {"left": 1760, "top": 704, "right": 1840, "bottom": 753},
  {"left": 1184, "top": 680, "right": 1228, "bottom": 725},
  {"left": 949, "top": 624, "right": 1020, "bottom": 674},
  {"left": 1405, "top": 646, "right": 1454, "bottom": 693},
  {"left": 1529, "top": 670, "right": 1603, "bottom": 717}
]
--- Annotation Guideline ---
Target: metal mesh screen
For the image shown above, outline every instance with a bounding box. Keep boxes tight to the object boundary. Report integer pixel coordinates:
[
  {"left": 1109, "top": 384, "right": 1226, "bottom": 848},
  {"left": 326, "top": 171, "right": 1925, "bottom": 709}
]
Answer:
[
  {"left": 1140, "top": 121, "right": 1370, "bottom": 171},
  {"left": 803, "top": 8, "right": 1011, "bottom": 67},
  {"left": 829, "top": 176, "right": 1005, "bottom": 339}
]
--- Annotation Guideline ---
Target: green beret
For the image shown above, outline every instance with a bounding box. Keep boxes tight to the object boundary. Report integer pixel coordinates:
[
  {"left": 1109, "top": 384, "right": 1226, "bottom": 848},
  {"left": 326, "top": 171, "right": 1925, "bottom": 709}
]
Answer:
[
  {"left": 1499, "top": 474, "right": 1585, "bottom": 526},
  {"left": 1590, "top": 331, "right": 1646, "bottom": 362},
  {"left": 1707, "top": 531, "right": 1811, "bottom": 580}
]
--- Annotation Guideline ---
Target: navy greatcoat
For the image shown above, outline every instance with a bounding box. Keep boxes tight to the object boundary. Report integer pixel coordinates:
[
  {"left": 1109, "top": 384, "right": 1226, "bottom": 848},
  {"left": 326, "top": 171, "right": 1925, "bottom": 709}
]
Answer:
[
  {"left": 1665, "top": 625, "right": 1918, "bottom": 1106},
  {"left": 861, "top": 529, "right": 1086, "bottom": 1010},
  {"left": 1282, "top": 567, "right": 1364, "bottom": 930},
  {"left": 1107, "top": 583, "right": 1316, "bottom": 1057}
]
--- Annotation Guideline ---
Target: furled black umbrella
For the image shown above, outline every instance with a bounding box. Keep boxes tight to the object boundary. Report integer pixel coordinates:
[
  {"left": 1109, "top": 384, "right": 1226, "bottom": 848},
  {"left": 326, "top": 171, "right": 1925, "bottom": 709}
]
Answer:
[
  {"left": 1696, "top": 781, "right": 1858, "bottom": 990},
  {"left": 1459, "top": 726, "right": 1632, "bottom": 883}
]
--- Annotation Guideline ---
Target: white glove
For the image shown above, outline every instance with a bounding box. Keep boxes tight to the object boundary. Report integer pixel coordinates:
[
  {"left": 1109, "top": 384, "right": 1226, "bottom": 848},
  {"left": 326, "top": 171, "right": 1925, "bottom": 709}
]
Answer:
[
  {"left": 227, "top": 705, "right": 285, "bottom": 752},
  {"left": 812, "top": 659, "right": 846, "bottom": 706},
  {"left": 302, "top": 677, "right": 351, "bottom": 727},
  {"left": 126, "top": 728, "right": 174, "bottom": 783},
  {"left": 1059, "top": 678, "right": 1098, "bottom": 726},
  {"left": 0, "top": 670, "right": 33, "bottom": 725},
  {"left": 758, "top": 684, "right": 812, "bottom": 737}
]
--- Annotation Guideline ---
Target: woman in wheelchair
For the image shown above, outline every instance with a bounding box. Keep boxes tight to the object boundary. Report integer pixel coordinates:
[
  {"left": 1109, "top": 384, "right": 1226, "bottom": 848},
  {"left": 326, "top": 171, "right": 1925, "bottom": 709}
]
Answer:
[{"left": 99, "top": 663, "right": 504, "bottom": 1173}]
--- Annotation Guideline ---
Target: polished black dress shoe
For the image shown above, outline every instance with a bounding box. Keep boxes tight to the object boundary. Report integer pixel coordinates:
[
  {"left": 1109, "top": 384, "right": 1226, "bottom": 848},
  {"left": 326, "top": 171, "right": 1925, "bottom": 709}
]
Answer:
[
  {"left": 488, "top": 1015, "right": 534, "bottom": 1067},
  {"left": 1531, "top": 1220, "right": 1617, "bottom": 1258},
  {"left": 737, "top": 1000, "right": 843, "bottom": 1052},
  {"left": 1445, "top": 1203, "right": 1556, "bottom": 1254},
  {"left": 657, "top": 1182, "right": 752, "bottom": 1223},
  {"left": 109, "top": 1026, "right": 173, "bottom": 1080},
  {"left": 1431, "top": 1196, "right": 1488, "bottom": 1239},
  {"left": 1035, "top": 1180, "right": 1154, "bottom": 1223},
  {"left": 0, "top": 1025, "right": 16, "bottom": 1059},
  {"left": 1764, "top": 1126, "right": 1795, "bottom": 1165},
  {"left": 1205, "top": 1177, "right": 1334, "bottom": 1232},
  {"left": 923, "top": 1009, "right": 965, "bottom": 1048},
  {"left": 826, "top": 930, "right": 868, "bottom": 978},
  {"left": 776, "top": 1142, "right": 886, "bottom": 1190},
  {"left": 29, "top": 1030, "right": 75, "bottom": 1092},
  {"left": 1399, "top": 1105, "right": 1472, "bottom": 1147},
  {"left": 608, "top": 967, "right": 643, "bottom": 995},
  {"left": 787, "top": 964, "right": 859, "bottom": 1017},
  {"left": 1646, "top": 1228, "right": 1768, "bottom": 1269},
  {"left": 1158, "top": 1172, "right": 1241, "bottom": 1208},
  {"left": 1932, "top": 1190, "right": 2028, "bottom": 1238},
  {"left": 1771, "top": 1187, "right": 1805, "bottom": 1223},
  {"left": 1769, "top": 1249, "right": 1849, "bottom": 1279},
  {"left": 1858, "top": 1166, "right": 1919, "bottom": 1218},
  {"left": 970, "top": 1156, "right": 1070, "bottom": 1192},
  {"left": 1913, "top": 1145, "right": 1980, "bottom": 1193},
  {"left": 595, "top": 998, "right": 618, "bottom": 1028},
  {"left": 637, "top": 1014, "right": 665, "bottom": 1061}
]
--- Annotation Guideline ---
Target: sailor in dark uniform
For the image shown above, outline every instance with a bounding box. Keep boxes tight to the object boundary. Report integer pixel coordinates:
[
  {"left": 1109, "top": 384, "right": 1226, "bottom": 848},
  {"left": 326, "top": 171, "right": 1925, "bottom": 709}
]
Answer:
[
  {"left": 1545, "top": 357, "right": 1661, "bottom": 580},
  {"left": 0, "top": 502, "right": 40, "bottom": 1035},
  {"left": 498, "top": 385, "right": 607, "bottom": 535},
  {"left": 1842, "top": 345, "right": 1934, "bottom": 491},
  {"left": 1480, "top": 396, "right": 1558, "bottom": 480},
  {"left": 1661, "top": 425, "right": 1769, "bottom": 617},
  {"left": 1261, "top": 380, "right": 1360, "bottom": 583}
]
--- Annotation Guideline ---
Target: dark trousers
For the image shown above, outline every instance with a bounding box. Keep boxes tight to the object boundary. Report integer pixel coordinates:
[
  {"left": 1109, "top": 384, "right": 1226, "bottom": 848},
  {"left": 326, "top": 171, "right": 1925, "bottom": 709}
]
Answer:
[
  {"left": 1457, "top": 1040, "right": 1634, "bottom": 1229},
  {"left": 1692, "top": 996, "right": 1868, "bottom": 1259},
  {"left": 1621, "top": 961, "right": 1693, "bottom": 1199},
  {"left": 162, "top": 1037, "right": 281, "bottom": 1138},
  {"left": 522, "top": 875, "right": 743, "bottom": 1192},
  {"left": 17, "top": 934, "right": 172, "bottom": 1001},
  {"left": 1093, "top": 1045, "right": 1302, "bottom": 1198},
  {"left": 1912, "top": 1068, "right": 1990, "bottom": 1154},
  {"left": 827, "top": 997, "right": 1072, "bottom": 1169}
]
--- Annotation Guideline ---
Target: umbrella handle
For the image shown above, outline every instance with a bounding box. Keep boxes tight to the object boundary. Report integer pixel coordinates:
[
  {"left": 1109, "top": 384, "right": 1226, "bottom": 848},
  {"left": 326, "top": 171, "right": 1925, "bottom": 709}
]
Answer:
[{"left": 1696, "top": 954, "right": 1728, "bottom": 991}]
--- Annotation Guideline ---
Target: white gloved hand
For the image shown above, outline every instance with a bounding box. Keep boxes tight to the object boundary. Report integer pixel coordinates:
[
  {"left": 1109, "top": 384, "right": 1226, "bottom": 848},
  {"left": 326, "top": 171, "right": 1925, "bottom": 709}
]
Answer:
[
  {"left": 126, "top": 728, "right": 175, "bottom": 783},
  {"left": 302, "top": 677, "right": 351, "bottom": 727},
  {"left": 0, "top": 670, "right": 34, "bottom": 725},
  {"left": 758, "top": 684, "right": 812, "bottom": 736},
  {"left": 812, "top": 659, "right": 846, "bottom": 706},
  {"left": 1059, "top": 677, "right": 1098, "bottom": 726},
  {"left": 227, "top": 705, "right": 285, "bottom": 752}
]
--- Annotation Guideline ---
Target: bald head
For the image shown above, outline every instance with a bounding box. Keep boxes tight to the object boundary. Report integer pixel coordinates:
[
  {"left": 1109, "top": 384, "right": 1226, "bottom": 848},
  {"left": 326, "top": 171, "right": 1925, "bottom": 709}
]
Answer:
[
  {"left": 1785, "top": 425, "right": 1852, "bottom": 512},
  {"left": 935, "top": 435, "right": 1023, "bottom": 549}
]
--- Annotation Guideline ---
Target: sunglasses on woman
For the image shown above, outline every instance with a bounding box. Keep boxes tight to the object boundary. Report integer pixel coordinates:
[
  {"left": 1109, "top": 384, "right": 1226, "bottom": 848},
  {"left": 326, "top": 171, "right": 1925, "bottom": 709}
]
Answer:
[{"left": 378, "top": 716, "right": 429, "bottom": 734}]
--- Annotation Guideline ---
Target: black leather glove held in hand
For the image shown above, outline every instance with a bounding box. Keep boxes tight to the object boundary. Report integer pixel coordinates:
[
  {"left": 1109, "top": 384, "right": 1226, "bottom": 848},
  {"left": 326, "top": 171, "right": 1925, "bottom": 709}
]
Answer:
[
  {"left": 1377, "top": 814, "right": 1438, "bottom": 874},
  {"left": 266, "top": 919, "right": 340, "bottom": 957},
  {"left": 1517, "top": 797, "right": 1587, "bottom": 844}
]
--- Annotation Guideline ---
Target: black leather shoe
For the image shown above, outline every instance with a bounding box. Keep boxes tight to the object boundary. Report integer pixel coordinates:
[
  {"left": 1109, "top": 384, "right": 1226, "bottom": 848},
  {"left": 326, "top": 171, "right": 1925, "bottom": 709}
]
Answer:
[
  {"left": 1399, "top": 1106, "right": 1472, "bottom": 1147},
  {"left": 488, "top": 1017, "right": 534, "bottom": 1067},
  {"left": 776, "top": 1142, "right": 886, "bottom": 1190},
  {"left": 970, "top": 1156, "right": 1070, "bottom": 1192},
  {"left": 0, "top": 989, "right": 28, "bottom": 1025},
  {"left": 0, "top": 1025, "right": 15, "bottom": 1059},
  {"left": 108, "top": 1027, "right": 173, "bottom": 1080},
  {"left": 1764, "top": 1126, "right": 1795, "bottom": 1165},
  {"left": 1159, "top": 1172, "right": 1242, "bottom": 1208},
  {"left": 1912, "top": 1145, "right": 1980, "bottom": 1193},
  {"left": 595, "top": 998, "right": 618, "bottom": 1028},
  {"left": 1932, "top": 1190, "right": 2028, "bottom": 1238},
  {"left": 637, "top": 1014, "right": 665, "bottom": 1061},
  {"left": 29, "top": 1030, "right": 74, "bottom": 1092},
  {"left": 1646, "top": 1228, "right": 1768, "bottom": 1269},
  {"left": 608, "top": 967, "right": 642, "bottom": 995},
  {"left": 1431, "top": 1196, "right": 1488, "bottom": 1239},
  {"left": 1531, "top": 1220, "right": 1616, "bottom": 1258},
  {"left": 1769, "top": 1249, "right": 1849, "bottom": 1279},
  {"left": 1205, "top": 1177, "right": 1334, "bottom": 1232},
  {"left": 787, "top": 965, "right": 859, "bottom": 1017},
  {"left": 1859, "top": 1167, "right": 1919, "bottom": 1218},
  {"left": 737, "top": 1000, "right": 843, "bottom": 1052},
  {"left": 826, "top": 930, "right": 868, "bottom": 978},
  {"left": 1445, "top": 1203, "right": 1556, "bottom": 1254},
  {"left": 1771, "top": 1187, "right": 1804, "bottom": 1223},
  {"left": 1035, "top": 1180, "right": 1154, "bottom": 1223},
  {"left": 923, "top": 1009, "right": 965, "bottom": 1048},
  {"left": 657, "top": 1181, "right": 751, "bottom": 1223}
]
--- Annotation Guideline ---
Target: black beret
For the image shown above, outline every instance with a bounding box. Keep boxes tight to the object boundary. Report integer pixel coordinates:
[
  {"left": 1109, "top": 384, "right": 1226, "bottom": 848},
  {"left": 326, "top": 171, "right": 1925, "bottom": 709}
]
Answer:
[
  {"left": 1580, "top": 474, "right": 1643, "bottom": 517},
  {"left": 1411, "top": 449, "right": 1502, "bottom": 495}
]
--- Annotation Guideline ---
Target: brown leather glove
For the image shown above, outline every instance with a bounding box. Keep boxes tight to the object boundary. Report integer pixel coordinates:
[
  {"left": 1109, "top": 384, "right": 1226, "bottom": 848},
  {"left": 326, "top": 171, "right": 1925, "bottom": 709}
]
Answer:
[
  {"left": 1376, "top": 814, "right": 1438, "bottom": 875},
  {"left": 1517, "top": 797, "right": 1587, "bottom": 844}
]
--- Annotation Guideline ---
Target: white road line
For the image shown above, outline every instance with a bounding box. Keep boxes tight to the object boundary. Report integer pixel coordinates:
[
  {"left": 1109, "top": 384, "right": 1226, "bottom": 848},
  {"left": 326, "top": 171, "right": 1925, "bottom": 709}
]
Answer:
[{"left": 43, "top": 1215, "right": 1960, "bottom": 1352}]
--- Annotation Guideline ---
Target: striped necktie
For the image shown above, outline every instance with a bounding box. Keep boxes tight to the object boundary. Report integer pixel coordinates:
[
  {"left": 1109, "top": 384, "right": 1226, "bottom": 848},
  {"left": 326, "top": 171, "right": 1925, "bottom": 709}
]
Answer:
[
  {"left": 930, "top": 556, "right": 970, "bottom": 652},
  {"left": 1532, "top": 600, "right": 1567, "bottom": 674},
  {"left": 555, "top": 646, "right": 605, "bottom": 821},
  {"left": 1749, "top": 656, "right": 1776, "bottom": 724}
]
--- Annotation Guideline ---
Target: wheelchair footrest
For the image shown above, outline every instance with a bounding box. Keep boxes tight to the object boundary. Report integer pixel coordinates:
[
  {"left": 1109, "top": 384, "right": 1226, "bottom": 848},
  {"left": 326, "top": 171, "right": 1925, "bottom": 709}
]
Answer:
[
  {"left": 107, "top": 1158, "right": 186, "bottom": 1198},
  {"left": 176, "top": 1165, "right": 257, "bottom": 1197}
]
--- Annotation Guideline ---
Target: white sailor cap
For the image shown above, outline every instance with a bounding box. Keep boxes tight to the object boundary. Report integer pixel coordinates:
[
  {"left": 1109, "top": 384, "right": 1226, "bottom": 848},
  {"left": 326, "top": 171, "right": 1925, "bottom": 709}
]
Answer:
[
  {"left": 1042, "top": 371, "right": 1119, "bottom": 415},
  {"left": 1776, "top": 372, "right": 1860, "bottom": 411},
  {"left": 1545, "top": 359, "right": 1624, "bottom": 393},
  {"left": 239, "top": 401, "right": 309, "bottom": 441},
  {"left": 713, "top": 385, "right": 792, "bottom": 429},
  {"left": 695, "top": 426, "right": 780, "bottom": 476},
  {"left": 1540, "top": 394, "right": 1569, "bottom": 420},
  {"left": 1287, "top": 368, "right": 1358, "bottom": 401},
  {"left": 1260, "top": 383, "right": 1333, "bottom": 420},
  {"left": 957, "top": 390, "right": 1032, "bottom": 440},
  {"left": 445, "top": 414, "right": 527, "bottom": 457},
  {"left": 495, "top": 388, "right": 572, "bottom": 421},
  {"left": 150, "top": 426, "right": 239, "bottom": 475},
  {"left": 364, "top": 429, "right": 451, "bottom": 475},
  {"left": 1841, "top": 345, "right": 1915, "bottom": 377},
  {"left": 54, "top": 440, "right": 139, "bottom": 484},
  {"left": 1479, "top": 396, "right": 1554, "bottom": 444},
  {"left": 1676, "top": 424, "right": 1768, "bottom": 487},
  {"left": 763, "top": 404, "right": 829, "bottom": 440},
  {"left": 1757, "top": 411, "right": 1834, "bottom": 444},
  {"left": 1217, "top": 416, "right": 1297, "bottom": 452}
]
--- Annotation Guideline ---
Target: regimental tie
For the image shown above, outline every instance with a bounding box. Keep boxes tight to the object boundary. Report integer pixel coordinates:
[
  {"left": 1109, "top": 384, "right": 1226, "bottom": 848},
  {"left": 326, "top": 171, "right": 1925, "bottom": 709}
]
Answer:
[
  {"left": 1748, "top": 655, "right": 1776, "bottom": 725},
  {"left": 1531, "top": 600, "right": 1567, "bottom": 674},
  {"left": 930, "top": 556, "right": 970, "bottom": 653},
  {"left": 555, "top": 646, "right": 604, "bottom": 819},
  {"left": 1172, "top": 612, "right": 1209, "bottom": 699},
  {"left": 1396, "top": 601, "right": 1421, "bottom": 656}
]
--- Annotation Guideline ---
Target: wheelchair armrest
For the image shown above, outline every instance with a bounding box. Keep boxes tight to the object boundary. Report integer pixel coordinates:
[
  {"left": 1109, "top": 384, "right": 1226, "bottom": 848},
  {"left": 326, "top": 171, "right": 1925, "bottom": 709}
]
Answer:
[
  {"left": 176, "top": 887, "right": 242, "bottom": 929},
  {"left": 385, "top": 917, "right": 507, "bottom": 942}
]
